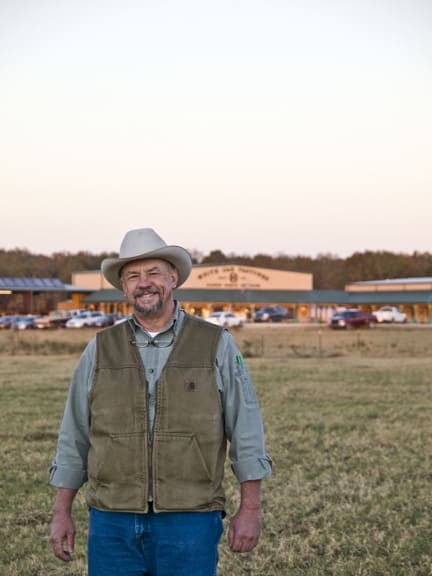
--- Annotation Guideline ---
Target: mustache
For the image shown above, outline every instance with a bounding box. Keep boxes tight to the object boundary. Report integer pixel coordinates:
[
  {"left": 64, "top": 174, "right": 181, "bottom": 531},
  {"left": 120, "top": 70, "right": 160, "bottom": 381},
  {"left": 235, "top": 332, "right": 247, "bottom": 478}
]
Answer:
[{"left": 133, "top": 288, "right": 159, "bottom": 298}]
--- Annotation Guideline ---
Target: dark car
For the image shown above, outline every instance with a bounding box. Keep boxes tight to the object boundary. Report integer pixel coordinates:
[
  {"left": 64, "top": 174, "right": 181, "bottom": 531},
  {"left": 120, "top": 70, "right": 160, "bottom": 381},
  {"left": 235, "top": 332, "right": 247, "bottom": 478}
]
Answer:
[
  {"left": 329, "top": 309, "right": 376, "bottom": 329},
  {"left": 91, "top": 313, "right": 118, "bottom": 328},
  {"left": 253, "top": 306, "right": 288, "bottom": 323}
]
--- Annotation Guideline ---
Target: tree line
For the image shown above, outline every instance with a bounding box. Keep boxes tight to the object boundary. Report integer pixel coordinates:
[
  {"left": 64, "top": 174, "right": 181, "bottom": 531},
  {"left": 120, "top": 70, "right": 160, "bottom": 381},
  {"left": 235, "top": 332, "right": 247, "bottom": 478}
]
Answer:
[{"left": 1, "top": 247, "right": 432, "bottom": 290}]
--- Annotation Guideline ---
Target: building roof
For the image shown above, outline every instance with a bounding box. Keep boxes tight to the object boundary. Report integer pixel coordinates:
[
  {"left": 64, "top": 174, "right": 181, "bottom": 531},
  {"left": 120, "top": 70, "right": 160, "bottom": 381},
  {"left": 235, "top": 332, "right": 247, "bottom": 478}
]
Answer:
[
  {"left": 82, "top": 289, "right": 126, "bottom": 303},
  {"left": 63, "top": 283, "right": 94, "bottom": 294},
  {"left": 0, "top": 278, "right": 94, "bottom": 293},
  {"left": 351, "top": 277, "right": 432, "bottom": 286},
  {"left": 82, "top": 288, "right": 348, "bottom": 305},
  {"left": 0, "top": 277, "right": 66, "bottom": 292},
  {"left": 82, "top": 287, "right": 432, "bottom": 306},
  {"left": 346, "top": 290, "right": 432, "bottom": 305}
]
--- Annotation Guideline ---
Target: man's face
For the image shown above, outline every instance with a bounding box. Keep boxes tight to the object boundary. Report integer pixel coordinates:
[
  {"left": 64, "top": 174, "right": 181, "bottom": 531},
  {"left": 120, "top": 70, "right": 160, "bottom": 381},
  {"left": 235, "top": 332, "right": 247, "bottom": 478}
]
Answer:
[{"left": 120, "top": 258, "right": 178, "bottom": 319}]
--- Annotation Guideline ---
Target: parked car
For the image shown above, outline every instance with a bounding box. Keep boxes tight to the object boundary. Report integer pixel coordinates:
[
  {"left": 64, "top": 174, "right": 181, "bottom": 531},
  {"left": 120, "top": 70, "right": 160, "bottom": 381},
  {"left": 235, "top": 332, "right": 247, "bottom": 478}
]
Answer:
[
  {"left": 253, "top": 306, "right": 288, "bottom": 323},
  {"left": 88, "top": 313, "right": 115, "bottom": 328},
  {"left": 65, "top": 311, "right": 94, "bottom": 328},
  {"left": 13, "top": 315, "right": 36, "bottom": 330},
  {"left": 329, "top": 309, "right": 376, "bottom": 329},
  {"left": 0, "top": 315, "right": 18, "bottom": 329},
  {"left": 35, "top": 310, "right": 73, "bottom": 329},
  {"left": 373, "top": 306, "right": 407, "bottom": 324},
  {"left": 205, "top": 311, "right": 244, "bottom": 328}
]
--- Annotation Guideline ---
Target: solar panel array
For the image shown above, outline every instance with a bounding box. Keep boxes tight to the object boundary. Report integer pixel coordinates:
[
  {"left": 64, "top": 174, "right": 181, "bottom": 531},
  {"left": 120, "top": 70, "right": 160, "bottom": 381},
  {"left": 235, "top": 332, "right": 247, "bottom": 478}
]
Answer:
[{"left": 0, "top": 278, "right": 67, "bottom": 291}]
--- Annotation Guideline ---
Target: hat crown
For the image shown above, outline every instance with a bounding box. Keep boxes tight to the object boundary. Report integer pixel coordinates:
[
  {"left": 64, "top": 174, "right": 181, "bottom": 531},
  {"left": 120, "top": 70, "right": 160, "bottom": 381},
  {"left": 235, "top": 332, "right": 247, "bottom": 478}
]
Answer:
[
  {"left": 101, "top": 227, "right": 192, "bottom": 290},
  {"left": 119, "top": 228, "right": 167, "bottom": 259}
]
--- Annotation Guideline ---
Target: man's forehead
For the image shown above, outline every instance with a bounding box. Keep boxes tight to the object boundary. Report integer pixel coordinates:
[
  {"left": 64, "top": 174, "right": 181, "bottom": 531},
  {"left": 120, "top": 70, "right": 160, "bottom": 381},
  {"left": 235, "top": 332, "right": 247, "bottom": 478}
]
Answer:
[{"left": 121, "top": 258, "right": 170, "bottom": 274}]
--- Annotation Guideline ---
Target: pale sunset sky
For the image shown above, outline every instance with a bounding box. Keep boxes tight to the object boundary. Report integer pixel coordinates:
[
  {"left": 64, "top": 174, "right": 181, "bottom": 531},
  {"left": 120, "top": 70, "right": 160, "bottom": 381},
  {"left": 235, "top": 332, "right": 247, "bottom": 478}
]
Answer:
[{"left": 1, "top": 0, "right": 431, "bottom": 258}]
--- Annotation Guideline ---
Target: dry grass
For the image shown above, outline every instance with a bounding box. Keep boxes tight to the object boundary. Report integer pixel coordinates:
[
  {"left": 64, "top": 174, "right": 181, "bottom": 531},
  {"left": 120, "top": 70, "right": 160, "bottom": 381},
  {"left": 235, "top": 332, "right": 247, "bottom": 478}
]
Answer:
[
  {"left": 1, "top": 328, "right": 91, "bottom": 356},
  {"left": 1, "top": 325, "right": 432, "bottom": 575}
]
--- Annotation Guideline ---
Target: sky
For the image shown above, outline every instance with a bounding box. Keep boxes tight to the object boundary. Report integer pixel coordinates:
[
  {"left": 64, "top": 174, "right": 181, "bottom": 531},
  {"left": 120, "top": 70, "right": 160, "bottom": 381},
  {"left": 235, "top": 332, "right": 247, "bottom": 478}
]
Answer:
[{"left": 1, "top": 0, "right": 431, "bottom": 259}]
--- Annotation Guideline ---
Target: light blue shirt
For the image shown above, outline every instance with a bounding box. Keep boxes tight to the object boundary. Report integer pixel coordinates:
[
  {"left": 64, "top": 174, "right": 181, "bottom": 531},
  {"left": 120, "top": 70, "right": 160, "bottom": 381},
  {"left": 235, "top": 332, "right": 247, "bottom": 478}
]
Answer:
[{"left": 50, "top": 304, "right": 272, "bottom": 490}]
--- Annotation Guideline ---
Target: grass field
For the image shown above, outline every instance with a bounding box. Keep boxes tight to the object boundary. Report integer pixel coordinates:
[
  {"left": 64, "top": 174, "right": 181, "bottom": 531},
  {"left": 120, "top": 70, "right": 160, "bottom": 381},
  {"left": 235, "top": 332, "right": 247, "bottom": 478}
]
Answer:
[{"left": 1, "top": 325, "right": 432, "bottom": 575}]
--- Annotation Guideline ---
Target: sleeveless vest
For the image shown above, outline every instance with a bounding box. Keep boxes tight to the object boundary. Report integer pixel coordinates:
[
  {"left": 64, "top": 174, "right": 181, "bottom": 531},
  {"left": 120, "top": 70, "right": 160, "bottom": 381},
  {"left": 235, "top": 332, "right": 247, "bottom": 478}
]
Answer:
[{"left": 86, "top": 314, "right": 226, "bottom": 513}]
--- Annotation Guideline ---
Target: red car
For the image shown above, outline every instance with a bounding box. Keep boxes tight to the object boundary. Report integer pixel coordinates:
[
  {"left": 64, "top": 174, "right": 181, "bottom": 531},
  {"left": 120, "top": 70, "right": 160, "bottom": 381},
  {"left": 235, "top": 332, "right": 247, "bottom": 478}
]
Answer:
[{"left": 329, "top": 309, "right": 376, "bottom": 329}]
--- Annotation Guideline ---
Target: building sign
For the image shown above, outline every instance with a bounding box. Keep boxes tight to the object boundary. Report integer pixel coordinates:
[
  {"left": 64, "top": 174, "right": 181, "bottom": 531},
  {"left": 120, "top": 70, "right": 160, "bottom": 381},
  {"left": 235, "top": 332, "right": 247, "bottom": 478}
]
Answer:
[
  {"left": 184, "top": 265, "right": 313, "bottom": 291},
  {"left": 194, "top": 266, "right": 269, "bottom": 289}
]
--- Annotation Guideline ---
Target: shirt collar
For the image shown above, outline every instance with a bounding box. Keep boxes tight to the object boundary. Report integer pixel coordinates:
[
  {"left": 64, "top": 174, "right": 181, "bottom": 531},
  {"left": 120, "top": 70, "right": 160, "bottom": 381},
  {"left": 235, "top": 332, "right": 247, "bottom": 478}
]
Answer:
[{"left": 128, "top": 300, "right": 185, "bottom": 338}]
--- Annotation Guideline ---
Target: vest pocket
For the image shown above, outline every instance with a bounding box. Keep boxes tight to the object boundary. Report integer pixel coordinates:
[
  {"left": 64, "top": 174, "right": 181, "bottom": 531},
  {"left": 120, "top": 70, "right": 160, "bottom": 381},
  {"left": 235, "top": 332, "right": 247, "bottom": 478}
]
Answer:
[
  {"left": 153, "top": 433, "right": 213, "bottom": 510},
  {"left": 88, "top": 432, "right": 148, "bottom": 510},
  {"left": 97, "top": 432, "right": 146, "bottom": 479}
]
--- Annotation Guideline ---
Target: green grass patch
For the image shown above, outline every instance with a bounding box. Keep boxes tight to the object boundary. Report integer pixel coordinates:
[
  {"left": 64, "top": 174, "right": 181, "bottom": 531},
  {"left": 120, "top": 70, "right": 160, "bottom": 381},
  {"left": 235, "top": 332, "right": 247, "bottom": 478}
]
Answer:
[{"left": 1, "top": 326, "right": 432, "bottom": 574}]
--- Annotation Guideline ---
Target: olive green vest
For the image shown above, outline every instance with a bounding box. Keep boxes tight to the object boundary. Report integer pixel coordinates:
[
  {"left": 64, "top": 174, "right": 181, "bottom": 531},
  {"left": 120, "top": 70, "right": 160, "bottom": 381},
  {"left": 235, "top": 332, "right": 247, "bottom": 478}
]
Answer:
[{"left": 86, "top": 314, "right": 226, "bottom": 513}]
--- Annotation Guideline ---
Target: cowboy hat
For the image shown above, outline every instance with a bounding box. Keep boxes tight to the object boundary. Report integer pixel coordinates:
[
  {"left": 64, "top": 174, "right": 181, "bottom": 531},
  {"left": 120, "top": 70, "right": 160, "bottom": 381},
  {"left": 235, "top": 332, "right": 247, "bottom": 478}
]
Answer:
[{"left": 101, "top": 228, "right": 192, "bottom": 290}]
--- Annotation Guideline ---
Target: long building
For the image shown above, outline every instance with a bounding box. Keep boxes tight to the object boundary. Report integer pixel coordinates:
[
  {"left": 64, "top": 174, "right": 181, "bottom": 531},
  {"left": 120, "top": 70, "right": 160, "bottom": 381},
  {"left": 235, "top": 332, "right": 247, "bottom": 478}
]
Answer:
[
  {"left": 76, "top": 266, "right": 432, "bottom": 323},
  {"left": 1, "top": 269, "right": 432, "bottom": 323}
]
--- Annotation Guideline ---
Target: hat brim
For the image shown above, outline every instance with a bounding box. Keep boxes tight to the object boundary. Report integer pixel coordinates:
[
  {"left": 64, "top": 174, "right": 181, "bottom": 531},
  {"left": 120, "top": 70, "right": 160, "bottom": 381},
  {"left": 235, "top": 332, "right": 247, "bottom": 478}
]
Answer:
[{"left": 101, "top": 246, "right": 192, "bottom": 290}]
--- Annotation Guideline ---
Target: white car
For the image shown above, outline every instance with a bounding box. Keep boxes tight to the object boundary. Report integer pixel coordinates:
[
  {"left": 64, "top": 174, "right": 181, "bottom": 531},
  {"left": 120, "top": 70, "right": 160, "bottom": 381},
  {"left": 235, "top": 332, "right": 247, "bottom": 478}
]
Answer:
[
  {"left": 373, "top": 306, "right": 407, "bottom": 324},
  {"left": 85, "top": 311, "right": 110, "bottom": 327},
  {"left": 65, "top": 311, "right": 103, "bottom": 328},
  {"left": 205, "top": 312, "right": 244, "bottom": 328}
]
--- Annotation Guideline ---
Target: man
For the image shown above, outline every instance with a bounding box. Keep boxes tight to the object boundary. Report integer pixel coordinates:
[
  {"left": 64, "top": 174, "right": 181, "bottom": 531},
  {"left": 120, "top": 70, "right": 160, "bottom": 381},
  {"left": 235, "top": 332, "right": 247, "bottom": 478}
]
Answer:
[{"left": 49, "top": 227, "right": 272, "bottom": 576}]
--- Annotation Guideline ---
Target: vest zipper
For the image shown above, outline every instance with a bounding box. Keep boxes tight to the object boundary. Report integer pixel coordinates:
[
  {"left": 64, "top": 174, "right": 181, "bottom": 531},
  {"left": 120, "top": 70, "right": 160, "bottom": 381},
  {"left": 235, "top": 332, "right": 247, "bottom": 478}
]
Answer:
[
  {"left": 148, "top": 435, "right": 153, "bottom": 503},
  {"left": 148, "top": 360, "right": 164, "bottom": 509}
]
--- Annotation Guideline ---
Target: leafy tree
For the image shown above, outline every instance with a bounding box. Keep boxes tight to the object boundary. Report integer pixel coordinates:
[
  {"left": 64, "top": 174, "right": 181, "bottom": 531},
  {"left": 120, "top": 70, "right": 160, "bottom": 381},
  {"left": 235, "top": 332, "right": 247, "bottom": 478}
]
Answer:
[
  {"left": 1, "top": 247, "right": 432, "bottom": 290},
  {"left": 201, "top": 250, "right": 227, "bottom": 264}
]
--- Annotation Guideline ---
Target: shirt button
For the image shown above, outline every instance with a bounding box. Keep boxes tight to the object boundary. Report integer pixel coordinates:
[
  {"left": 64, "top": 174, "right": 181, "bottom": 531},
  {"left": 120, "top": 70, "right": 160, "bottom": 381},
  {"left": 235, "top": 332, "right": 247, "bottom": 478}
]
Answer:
[{"left": 149, "top": 368, "right": 154, "bottom": 374}]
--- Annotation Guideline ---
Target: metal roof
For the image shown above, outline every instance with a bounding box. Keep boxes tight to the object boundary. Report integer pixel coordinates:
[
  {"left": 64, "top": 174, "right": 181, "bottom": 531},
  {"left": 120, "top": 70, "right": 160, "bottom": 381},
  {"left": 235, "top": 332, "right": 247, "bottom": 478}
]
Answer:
[
  {"left": 347, "top": 290, "right": 432, "bottom": 305},
  {"left": 82, "top": 287, "right": 432, "bottom": 307},
  {"left": 0, "top": 277, "right": 67, "bottom": 291},
  {"left": 0, "top": 278, "right": 94, "bottom": 293},
  {"left": 82, "top": 289, "right": 126, "bottom": 303},
  {"left": 83, "top": 288, "right": 349, "bottom": 305},
  {"left": 63, "top": 283, "right": 94, "bottom": 293},
  {"left": 350, "top": 277, "right": 432, "bottom": 286}
]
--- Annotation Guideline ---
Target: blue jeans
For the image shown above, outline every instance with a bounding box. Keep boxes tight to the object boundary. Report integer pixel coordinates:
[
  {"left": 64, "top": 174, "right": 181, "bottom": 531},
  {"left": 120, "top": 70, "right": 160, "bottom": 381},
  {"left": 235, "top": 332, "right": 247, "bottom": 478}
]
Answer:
[{"left": 88, "top": 507, "right": 224, "bottom": 576}]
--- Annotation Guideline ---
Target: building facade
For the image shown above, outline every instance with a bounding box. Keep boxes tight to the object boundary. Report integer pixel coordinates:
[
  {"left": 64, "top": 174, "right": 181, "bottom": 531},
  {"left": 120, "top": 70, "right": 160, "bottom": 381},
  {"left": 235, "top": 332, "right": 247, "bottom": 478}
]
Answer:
[
  {"left": 79, "top": 268, "right": 432, "bottom": 323},
  {"left": 2, "top": 269, "right": 432, "bottom": 323}
]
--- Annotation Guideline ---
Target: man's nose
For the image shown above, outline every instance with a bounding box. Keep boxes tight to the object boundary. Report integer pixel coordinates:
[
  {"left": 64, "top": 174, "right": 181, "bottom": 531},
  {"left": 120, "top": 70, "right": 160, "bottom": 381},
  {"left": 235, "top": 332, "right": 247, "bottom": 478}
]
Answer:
[{"left": 136, "top": 272, "right": 153, "bottom": 286}]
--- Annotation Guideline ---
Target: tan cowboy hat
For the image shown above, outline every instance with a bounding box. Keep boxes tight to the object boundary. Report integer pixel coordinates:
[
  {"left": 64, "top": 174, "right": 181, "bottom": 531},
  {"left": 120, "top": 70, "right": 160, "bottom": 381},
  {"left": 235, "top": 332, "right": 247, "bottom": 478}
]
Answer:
[{"left": 101, "top": 228, "right": 192, "bottom": 290}]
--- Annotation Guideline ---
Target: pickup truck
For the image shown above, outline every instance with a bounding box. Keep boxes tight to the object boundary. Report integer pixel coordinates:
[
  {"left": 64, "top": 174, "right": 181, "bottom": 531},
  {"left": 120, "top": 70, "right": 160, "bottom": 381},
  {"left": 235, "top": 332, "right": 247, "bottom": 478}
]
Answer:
[{"left": 373, "top": 306, "right": 407, "bottom": 324}]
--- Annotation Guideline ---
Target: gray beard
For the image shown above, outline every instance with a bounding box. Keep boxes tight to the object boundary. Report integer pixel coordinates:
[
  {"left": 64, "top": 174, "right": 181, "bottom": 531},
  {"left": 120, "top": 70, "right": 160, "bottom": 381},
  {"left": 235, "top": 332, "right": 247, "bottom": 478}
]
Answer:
[{"left": 134, "top": 294, "right": 163, "bottom": 317}]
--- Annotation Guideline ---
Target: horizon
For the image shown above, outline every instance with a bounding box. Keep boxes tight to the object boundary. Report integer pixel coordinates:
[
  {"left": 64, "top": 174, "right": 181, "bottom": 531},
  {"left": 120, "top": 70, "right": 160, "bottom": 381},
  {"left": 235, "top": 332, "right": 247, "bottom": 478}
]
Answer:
[{"left": 1, "top": 244, "right": 431, "bottom": 262}]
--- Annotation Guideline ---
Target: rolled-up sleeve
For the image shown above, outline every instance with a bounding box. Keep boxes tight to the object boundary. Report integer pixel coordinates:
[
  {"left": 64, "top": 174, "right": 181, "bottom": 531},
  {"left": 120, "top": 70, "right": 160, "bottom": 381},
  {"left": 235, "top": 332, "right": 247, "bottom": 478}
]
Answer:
[
  {"left": 49, "top": 339, "right": 96, "bottom": 489},
  {"left": 216, "top": 331, "right": 272, "bottom": 483}
]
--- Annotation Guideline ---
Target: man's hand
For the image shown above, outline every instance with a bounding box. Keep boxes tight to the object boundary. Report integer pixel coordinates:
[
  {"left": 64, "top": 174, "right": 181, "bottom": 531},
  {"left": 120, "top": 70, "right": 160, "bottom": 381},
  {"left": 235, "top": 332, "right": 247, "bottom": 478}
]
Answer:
[
  {"left": 49, "top": 510, "right": 75, "bottom": 561},
  {"left": 228, "top": 479, "right": 262, "bottom": 553},
  {"left": 49, "top": 487, "right": 78, "bottom": 562},
  {"left": 228, "top": 505, "right": 261, "bottom": 552}
]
